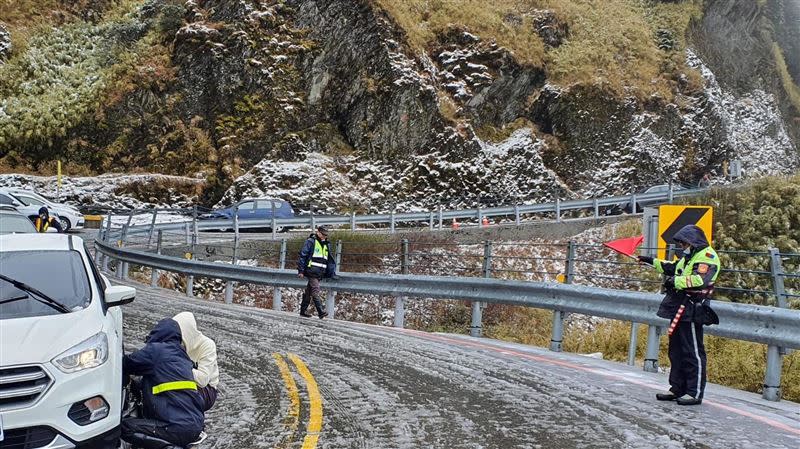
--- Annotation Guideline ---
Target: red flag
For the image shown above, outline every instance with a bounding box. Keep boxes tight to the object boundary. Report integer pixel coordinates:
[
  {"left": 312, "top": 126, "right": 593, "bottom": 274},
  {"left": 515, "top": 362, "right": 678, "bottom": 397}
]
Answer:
[{"left": 603, "top": 235, "right": 644, "bottom": 258}]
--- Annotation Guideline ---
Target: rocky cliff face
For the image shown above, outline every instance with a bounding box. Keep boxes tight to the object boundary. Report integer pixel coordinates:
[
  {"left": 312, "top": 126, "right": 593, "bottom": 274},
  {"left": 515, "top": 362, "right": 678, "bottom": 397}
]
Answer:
[{"left": 0, "top": 0, "right": 797, "bottom": 211}]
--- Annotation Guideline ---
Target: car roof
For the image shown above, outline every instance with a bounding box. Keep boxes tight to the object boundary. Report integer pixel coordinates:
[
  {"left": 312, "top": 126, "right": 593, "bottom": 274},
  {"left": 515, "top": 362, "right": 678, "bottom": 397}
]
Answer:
[{"left": 0, "top": 234, "right": 83, "bottom": 251}]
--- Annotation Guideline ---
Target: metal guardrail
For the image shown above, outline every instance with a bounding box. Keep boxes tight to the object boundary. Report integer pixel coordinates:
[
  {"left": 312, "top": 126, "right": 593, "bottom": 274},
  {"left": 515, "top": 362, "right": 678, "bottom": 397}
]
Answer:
[{"left": 104, "top": 185, "right": 706, "bottom": 239}]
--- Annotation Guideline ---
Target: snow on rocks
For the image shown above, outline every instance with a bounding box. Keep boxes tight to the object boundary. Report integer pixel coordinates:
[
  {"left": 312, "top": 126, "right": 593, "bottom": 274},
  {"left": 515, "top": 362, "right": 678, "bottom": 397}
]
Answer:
[
  {"left": 0, "top": 173, "right": 204, "bottom": 210},
  {"left": 686, "top": 49, "right": 799, "bottom": 176}
]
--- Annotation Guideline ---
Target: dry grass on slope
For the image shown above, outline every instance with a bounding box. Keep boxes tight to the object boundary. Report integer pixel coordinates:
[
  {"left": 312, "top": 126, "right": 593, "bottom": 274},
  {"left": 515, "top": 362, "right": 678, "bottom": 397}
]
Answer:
[{"left": 372, "top": 0, "right": 703, "bottom": 99}]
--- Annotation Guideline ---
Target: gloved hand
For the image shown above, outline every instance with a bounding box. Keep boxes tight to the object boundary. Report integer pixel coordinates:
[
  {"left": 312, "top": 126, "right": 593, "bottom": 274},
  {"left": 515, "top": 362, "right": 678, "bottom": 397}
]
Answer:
[
  {"left": 663, "top": 276, "right": 675, "bottom": 290},
  {"left": 637, "top": 255, "right": 654, "bottom": 265}
]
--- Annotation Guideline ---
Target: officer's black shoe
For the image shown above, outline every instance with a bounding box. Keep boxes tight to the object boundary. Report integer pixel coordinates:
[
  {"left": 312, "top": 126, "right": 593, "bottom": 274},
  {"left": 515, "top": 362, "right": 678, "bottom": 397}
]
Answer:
[
  {"left": 656, "top": 391, "right": 679, "bottom": 401},
  {"left": 300, "top": 310, "right": 313, "bottom": 318},
  {"left": 676, "top": 395, "right": 702, "bottom": 406},
  {"left": 318, "top": 311, "right": 328, "bottom": 319}
]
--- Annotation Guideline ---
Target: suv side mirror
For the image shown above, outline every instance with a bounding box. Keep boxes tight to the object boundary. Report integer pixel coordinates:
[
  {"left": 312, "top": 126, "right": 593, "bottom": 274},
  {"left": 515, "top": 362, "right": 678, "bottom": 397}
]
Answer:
[{"left": 105, "top": 285, "right": 135, "bottom": 308}]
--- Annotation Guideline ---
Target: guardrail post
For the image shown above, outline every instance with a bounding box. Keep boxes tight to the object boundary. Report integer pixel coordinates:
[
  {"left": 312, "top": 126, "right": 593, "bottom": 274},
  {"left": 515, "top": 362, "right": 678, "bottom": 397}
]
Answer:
[
  {"left": 147, "top": 209, "right": 158, "bottom": 248},
  {"left": 593, "top": 198, "right": 599, "bottom": 221},
  {"left": 310, "top": 213, "right": 316, "bottom": 234},
  {"left": 643, "top": 325, "right": 660, "bottom": 372},
  {"left": 273, "top": 239, "right": 287, "bottom": 311},
  {"left": 565, "top": 241, "right": 576, "bottom": 284},
  {"left": 555, "top": 197, "right": 561, "bottom": 222},
  {"left": 514, "top": 205, "right": 521, "bottom": 226},
  {"left": 429, "top": 211, "right": 435, "bottom": 231},
  {"left": 763, "top": 345, "right": 783, "bottom": 401},
  {"left": 325, "top": 240, "right": 342, "bottom": 318},
  {"left": 477, "top": 205, "right": 483, "bottom": 227},
  {"left": 184, "top": 222, "right": 191, "bottom": 245},
  {"left": 668, "top": 181, "right": 674, "bottom": 203},
  {"left": 550, "top": 311, "right": 565, "bottom": 352},
  {"left": 192, "top": 205, "right": 198, "bottom": 248},
  {"left": 151, "top": 230, "right": 163, "bottom": 288},
  {"left": 271, "top": 201, "right": 277, "bottom": 240},
  {"left": 627, "top": 323, "right": 640, "bottom": 366},
  {"left": 769, "top": 248, "right": 788, "bottom": 308},
  {"left": 550, "top": 241, "right": 574, "bottom": 352},
  {"left": 350, "top": 211, "right": 356, "bottom": 231},
  {"left": 233, "top": 204, "right": 239, "bottom": 239},
  {"left": 471, "top": 241, "right": 492, "bottom": 337},
  {"left": 438, "top": 205, "right": 443, "bottom": 230},
  {"left": 630, "top": 193, "right": 637, "bottom": 213},
  {"left": 225, "top": 234, "right": 239, "bottom": 304},
  {"left": 390, "top": 209, "right": 396, "bottom": 234},
  {"left": 394, "top": 239, "right": 409, "bottom": 328}
]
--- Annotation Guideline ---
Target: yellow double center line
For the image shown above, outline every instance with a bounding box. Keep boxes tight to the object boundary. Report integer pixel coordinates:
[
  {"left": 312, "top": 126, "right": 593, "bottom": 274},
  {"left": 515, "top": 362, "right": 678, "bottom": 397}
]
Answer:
[{"left": 273, "top": 353, "right": 323, "bottom": 449}]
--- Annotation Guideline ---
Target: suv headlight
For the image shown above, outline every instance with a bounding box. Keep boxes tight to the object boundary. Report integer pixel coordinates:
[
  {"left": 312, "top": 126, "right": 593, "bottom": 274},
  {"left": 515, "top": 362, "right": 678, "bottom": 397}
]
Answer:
[{"left": 52, "top": 332, "right": 109, "bottom": 373}]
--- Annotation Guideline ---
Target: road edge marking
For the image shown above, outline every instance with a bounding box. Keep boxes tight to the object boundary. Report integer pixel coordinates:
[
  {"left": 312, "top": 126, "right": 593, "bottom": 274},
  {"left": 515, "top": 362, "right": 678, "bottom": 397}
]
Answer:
[{"left": 288, "top": 353, "right": 323, "bottom": 449}]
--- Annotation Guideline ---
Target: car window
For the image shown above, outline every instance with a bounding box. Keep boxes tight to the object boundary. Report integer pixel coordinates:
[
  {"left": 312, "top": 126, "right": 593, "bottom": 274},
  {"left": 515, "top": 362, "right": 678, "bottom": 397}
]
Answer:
[
  {"left": 14, "top": 194, "right": 44, "bottom": 206},
  {"left": 239, "top": 201, "right": 255, "bottom": 210},
  {"left": 0, "top": 214, "right": 37, "bottom": 234},
  {"left": 0, "top": 250, "right": 92, "bottom": 319},
  {"left": 0, "top": 194, "right": 16, "bottom": 205}
]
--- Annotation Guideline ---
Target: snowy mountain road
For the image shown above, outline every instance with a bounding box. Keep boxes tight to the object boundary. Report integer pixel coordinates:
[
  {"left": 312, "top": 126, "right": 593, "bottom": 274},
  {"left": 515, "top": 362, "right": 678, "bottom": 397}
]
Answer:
[{"left": 120, "top": 282, "right": 800, "bottom": 449}]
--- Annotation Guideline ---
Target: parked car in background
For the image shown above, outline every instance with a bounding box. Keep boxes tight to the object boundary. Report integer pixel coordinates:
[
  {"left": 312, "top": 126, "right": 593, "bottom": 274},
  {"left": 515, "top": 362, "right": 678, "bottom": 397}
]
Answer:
[
  {"left": 201, "top": 198, "right": 295, "bottom": 231},
  {"left": 0, "top": 206, "right": 38, "bottom": 234},
  {"left": 0, "top": 188, "right": 84, "bottom": 231},
  {"left": 619, "top": 184, "right": 688, "bottom": 213},
  {"left": 0, "top": 234, "right": 135, "bottom": 448}
]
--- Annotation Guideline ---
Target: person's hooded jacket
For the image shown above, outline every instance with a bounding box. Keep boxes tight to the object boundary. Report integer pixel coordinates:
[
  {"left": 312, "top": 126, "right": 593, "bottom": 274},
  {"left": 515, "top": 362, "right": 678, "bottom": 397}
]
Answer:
[
  {"left": 123, "top": 318, "right": 205, "bottom": 432},
  {"left": 646, "top": 225, "right": 720, "bottom": 321},
  {"left": 173, "top": 312, "right": 219, "bottom": 388}
]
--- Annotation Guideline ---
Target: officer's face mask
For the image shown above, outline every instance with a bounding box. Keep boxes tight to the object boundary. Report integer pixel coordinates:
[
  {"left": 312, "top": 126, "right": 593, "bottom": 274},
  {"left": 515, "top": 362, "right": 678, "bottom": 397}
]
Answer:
[{"left": 681, "top": 243, "right": 692, "bottom": 256}]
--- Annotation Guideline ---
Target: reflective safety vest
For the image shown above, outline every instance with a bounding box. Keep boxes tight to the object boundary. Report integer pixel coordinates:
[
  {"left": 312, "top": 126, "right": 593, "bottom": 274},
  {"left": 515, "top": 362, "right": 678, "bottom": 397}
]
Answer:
[
  {"left": 655, "top": 246, "right": 720, "bottom": 291},
  {"left": 35, "top": 218, "right": 50, "bottom": 233},
  {"left": 152, "top": 380, "right": 198, "bottom": 395},
  {"left": 307, "top": 239, "right": 329, "bottom": 269}
]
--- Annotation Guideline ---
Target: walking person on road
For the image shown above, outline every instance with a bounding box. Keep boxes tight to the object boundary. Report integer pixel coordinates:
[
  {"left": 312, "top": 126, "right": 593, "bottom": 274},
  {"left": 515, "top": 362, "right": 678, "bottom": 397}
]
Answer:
[
  {"left": 638, "top": 224, "right": 720, "bottom": 405},
  {"left": 297, "top": 225, "right": 337, "bottom": 319},
  {"left": 173, "top": 311, "right": 220, "bottom": 412}
]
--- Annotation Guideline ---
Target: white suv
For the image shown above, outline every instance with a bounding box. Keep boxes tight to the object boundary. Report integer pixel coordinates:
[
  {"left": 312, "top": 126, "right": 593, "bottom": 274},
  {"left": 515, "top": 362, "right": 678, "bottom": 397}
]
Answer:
[
  {"left": 0, "top": 234, "right": 134, "bottom": 448},
  {"left": 0, "top": 189, "right": 85, "bottom": 231}
]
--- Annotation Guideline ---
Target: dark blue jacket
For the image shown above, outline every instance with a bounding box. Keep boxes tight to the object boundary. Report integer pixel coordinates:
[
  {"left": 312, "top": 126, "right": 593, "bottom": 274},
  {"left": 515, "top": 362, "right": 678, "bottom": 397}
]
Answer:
[
  {"left": 296, "top": 234, "right": 336, "bottom": 278},
  {"left": 123, "top": 318, "right": 205, "bottom": 432}
]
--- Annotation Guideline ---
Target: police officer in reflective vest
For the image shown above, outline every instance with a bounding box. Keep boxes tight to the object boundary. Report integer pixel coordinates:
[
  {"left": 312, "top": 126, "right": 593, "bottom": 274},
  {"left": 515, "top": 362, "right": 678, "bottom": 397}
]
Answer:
[
  {"left": 33, "top": 206, "right": 63, "bottom": 233},
  {"left": 638, "top": 224, "right": 720, "bottom": 405},
  {"left": 297, "top": 226, "right": 337, "bottom": 318}
]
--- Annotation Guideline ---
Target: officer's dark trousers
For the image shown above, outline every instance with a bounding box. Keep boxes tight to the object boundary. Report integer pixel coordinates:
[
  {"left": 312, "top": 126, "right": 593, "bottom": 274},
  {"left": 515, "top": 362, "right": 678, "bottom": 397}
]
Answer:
[
  {"left": 668, "top": 321, "right": 707, "bottom": 399},
  {"left": 300, "top": 277, "right": 324, "bottom": 315},
  {"left": 121, "top": 418, "right": 201, "bottom": 447}
]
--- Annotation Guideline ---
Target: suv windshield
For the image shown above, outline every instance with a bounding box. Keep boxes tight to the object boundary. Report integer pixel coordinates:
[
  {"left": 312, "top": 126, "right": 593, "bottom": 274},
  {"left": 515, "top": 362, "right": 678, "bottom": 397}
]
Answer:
[
  {"left": 0, "top": 251, "right": 91, "bottom": 319},
  {"left": 0, "top": 213, "right": 36, "bottom": 234}
]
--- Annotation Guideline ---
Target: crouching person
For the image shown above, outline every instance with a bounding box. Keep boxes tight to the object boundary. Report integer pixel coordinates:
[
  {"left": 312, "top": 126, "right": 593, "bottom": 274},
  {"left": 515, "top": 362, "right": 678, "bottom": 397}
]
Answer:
[
  {"left": 173, "top": 311, "right": 220, "bottom": 411},
  {"left": 121, "top": 318, "right": 205, "bottom": 448}
]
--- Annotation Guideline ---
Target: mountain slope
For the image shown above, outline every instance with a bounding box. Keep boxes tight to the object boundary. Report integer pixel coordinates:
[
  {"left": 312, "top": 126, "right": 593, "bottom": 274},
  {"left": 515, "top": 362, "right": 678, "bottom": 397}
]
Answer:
[{"left": 0, "top": 0, "right": 797, "bottom": 210}]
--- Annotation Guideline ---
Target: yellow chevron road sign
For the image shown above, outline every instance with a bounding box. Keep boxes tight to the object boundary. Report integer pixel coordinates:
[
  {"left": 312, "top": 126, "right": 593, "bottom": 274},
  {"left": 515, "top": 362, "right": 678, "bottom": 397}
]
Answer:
[{"left": 657, "top": 205, "right": 713, "bottom": 260}]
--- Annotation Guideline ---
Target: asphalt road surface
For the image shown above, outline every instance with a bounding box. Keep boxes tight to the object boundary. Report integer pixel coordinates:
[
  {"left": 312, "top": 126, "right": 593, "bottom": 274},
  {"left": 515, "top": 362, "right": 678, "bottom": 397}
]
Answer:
[{"left": 119, "top": 281, "right": 800, "bottom": 449}]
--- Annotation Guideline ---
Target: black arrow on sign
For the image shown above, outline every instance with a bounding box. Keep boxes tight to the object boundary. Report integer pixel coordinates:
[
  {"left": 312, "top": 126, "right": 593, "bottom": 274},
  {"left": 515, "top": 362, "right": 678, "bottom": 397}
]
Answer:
[{"left": 661, "top": 207, "right": 710, "bottom": 245}]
